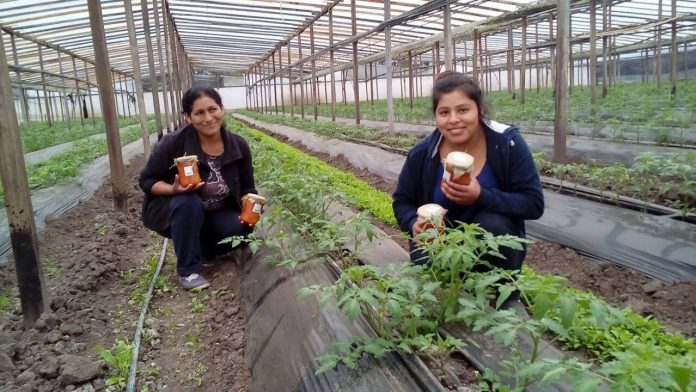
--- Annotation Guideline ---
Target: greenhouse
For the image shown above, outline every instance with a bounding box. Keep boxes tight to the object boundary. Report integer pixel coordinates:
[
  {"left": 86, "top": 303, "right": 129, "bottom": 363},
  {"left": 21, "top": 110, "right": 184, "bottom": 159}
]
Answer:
[{"left": 0, "top": 0, "right": 695, "bottom": 391}]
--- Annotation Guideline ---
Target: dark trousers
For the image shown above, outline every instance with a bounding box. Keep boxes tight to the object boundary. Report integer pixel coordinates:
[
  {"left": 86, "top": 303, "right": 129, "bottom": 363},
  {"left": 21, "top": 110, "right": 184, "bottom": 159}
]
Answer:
[
  {"left": 159, "top": 193, "right": 250, "bottom": 276},
  {"left": 410, "top": 211, "right": 525, "bottom": 271}
]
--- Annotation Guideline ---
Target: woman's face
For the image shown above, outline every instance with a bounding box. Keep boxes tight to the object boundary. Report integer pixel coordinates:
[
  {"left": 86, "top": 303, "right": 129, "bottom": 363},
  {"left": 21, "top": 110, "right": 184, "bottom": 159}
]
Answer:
[
  {"left": 434, "top": 90, "right": 483, "bottom": 147},
  {"left": 186, "top": 95, "right": 223, "bottom": 137}
]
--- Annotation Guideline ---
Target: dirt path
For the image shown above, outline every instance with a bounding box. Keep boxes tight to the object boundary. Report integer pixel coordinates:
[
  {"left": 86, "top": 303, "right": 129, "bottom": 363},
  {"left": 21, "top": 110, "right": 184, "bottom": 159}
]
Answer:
[{"left": 0, "top": 154, "right": 249, "bottom": 391}]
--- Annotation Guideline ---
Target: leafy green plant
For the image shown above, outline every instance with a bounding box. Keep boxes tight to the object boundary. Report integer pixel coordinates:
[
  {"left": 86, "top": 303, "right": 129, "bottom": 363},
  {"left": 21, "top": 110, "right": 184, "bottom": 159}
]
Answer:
[
  {"left": 95, "top": 339, "right": 134, "bottom": 391},
  {"left": 189, "top": 294, "right": 209, "bottom": 313},
  {"left": 0, "top": 287, "right": 17, "bottom": 313}
]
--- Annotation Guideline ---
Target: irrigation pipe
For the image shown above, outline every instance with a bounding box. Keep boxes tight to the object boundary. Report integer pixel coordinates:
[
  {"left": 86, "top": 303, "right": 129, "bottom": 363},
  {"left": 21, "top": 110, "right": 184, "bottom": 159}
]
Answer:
[{"left": 126, "top": 238, "right": 168, "bottom": 392}]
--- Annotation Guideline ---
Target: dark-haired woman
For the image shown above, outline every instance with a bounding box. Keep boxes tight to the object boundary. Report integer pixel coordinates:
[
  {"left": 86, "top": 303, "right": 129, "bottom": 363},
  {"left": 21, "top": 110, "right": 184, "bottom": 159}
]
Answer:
[
  {"left": 139, "top": 87, "right": 256, "bottom": 290},
  {"left": 393, "top": 72, "right": 544, "bottom": 298}
]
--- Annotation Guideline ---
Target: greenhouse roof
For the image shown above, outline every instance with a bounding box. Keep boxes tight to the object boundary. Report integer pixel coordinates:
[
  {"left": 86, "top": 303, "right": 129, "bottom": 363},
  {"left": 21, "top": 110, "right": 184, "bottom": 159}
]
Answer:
[{"left": 1, "top": 0, "right": 695, "bottom": 90}]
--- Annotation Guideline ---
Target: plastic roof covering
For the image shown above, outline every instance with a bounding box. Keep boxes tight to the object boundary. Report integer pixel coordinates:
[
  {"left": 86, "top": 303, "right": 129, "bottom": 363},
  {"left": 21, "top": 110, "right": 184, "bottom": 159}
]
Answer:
[{"left": 1, "top": 0, "right": 695, "bottom": 91}]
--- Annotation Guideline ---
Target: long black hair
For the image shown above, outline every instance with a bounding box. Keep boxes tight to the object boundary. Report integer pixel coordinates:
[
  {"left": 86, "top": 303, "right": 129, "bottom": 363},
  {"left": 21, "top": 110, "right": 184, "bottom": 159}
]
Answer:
[
  {"left": 181, "top": 86, "right": 223, "bottom": 115},
  {"left": 431, "top": 71, "right": 487, "bottom": 121}
]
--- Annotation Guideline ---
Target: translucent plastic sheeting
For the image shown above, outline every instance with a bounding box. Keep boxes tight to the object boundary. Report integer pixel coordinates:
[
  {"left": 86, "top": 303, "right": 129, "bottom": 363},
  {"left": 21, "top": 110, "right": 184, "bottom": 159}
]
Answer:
[
  {"left": 529, "top": 191, "right": 696, "bottom": 283},
  {"left": 0, "top": 133, "right": 157, "bottom": 264},
  {"left": 237, "top": 115, "right": 696, "bottom": 283},
  {"left": 239, "top": 247, "right": 445, "bottom": 392}
]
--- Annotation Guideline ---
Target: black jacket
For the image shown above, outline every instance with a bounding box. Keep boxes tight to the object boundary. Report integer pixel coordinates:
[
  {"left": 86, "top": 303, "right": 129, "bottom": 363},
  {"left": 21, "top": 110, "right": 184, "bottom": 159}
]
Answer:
[
  {"left": 139, "top": 124, "right": 256, "bottom": 232},
  {"left": 392, "top": 119, "right": 544, "bottom": 239}
]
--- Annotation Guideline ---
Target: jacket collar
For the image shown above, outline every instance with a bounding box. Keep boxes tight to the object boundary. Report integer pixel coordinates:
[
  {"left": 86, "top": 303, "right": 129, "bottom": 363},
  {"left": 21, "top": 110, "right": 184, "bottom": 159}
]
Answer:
[{"left": 182, "top": 123, "right": 243, "bottom": 166}]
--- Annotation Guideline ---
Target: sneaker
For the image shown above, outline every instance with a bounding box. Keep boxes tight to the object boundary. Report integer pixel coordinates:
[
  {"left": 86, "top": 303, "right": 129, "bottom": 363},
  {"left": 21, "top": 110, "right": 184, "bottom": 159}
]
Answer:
[{"left": 179, "top": 273, "right": 210, "bottom": 290}]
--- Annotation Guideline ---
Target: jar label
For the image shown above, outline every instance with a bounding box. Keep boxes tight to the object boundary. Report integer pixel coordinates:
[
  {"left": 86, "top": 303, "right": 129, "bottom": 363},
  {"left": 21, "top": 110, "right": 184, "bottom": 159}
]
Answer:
[
  {"left": 442, "top": 169, "right": 451, "bottom": 182},
  {"left": 184, "top": 166, "right": 194, "bottom": 176},
  {"left": 252, "top": 203, "right": 262, "bottom": 213}
]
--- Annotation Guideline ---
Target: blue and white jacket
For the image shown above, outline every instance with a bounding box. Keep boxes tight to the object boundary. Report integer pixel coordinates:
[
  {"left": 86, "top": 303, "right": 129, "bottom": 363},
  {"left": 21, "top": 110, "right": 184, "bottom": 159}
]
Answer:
[{"left": 392, "top": 119, "right": 544, "bottom": 239}]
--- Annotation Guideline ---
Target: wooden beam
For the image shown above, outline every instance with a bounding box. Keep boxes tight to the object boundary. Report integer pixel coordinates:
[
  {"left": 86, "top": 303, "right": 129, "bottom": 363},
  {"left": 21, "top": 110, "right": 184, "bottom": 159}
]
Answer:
[
  {"left": 141, "top": 0, "right": 163, "bottom": 140},
  {"left": 0, "top": 30, "right": 48, "bottom": 329},
  {"left": 125, "top": 0, "right": 151, "bottom": 160},
  {"left": 351, "top": 0, "right": 360, "bottom": 124},
  {"left": 88, "top": 0, "right": 128, "bottom": 212},
  {"left": 554, "top": 0, "right": 570, "bottom": 163}
]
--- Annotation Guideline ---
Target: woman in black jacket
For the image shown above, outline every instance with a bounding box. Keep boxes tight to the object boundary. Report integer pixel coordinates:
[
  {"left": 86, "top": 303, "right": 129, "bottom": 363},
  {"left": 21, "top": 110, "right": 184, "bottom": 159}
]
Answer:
[{"left": 139, "top": 87, "right": 257, "bottom": 290}]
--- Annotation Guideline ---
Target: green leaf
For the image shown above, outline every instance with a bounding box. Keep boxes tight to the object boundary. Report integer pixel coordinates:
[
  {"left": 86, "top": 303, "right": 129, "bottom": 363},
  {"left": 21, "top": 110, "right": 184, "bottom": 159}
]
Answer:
[
  {"left": 672, "top": 366, "right": 693, "bottom": 392},
  {"left": 345, "top": 298, "right": 361, "bottom": 321}
]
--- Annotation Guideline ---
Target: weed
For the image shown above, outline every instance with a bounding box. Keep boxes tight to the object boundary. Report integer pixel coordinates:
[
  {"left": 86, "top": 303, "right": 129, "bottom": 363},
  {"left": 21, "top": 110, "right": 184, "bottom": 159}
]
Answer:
[
  {"left": 186, "top": 363, "right": 206, "bottom": 387},
  {"left": 95, "top": 340, "right": 134, "bottom": 390}
]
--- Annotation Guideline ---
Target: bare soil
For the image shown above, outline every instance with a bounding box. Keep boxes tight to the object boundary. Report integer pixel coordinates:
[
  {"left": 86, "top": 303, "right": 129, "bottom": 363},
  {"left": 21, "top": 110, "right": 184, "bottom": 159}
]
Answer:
[{"left": 0, "top": 154, "right": 250, "bottom": 392}]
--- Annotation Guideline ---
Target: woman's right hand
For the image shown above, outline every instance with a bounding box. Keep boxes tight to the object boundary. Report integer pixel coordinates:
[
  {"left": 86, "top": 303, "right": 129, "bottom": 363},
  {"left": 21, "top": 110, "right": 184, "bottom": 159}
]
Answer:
[
  {"left": 172, "top": 174, "right": 205, "bottom": 194},
  {"left": 412, "top": 221, "right": 425, "bottom": 237}
]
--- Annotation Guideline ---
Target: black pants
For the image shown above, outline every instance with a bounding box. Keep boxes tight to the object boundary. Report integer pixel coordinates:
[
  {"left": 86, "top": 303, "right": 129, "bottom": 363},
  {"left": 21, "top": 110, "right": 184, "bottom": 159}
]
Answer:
[
  {"left": 409, "top": 211, "right": 524, "bottom": 271},
  {"left": 158, "top": 193, "right": 251, "bottom": 276}
]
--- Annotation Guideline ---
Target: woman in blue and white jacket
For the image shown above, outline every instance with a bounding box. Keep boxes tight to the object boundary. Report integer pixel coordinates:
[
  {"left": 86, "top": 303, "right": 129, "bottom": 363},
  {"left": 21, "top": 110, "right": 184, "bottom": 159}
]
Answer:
[{"left": 393, "top": 71, "right": 544, "bottom": 272}]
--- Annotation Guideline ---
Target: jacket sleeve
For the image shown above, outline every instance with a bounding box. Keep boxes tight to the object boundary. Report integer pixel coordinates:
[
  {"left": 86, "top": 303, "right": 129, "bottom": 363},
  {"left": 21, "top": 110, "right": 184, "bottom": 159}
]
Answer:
[
  {"left": 238, "top": 138, "right": 257, "bottom": 197},
  {"left": 476, "top": 131, "right": 544, "bottom": 220},
  {"left": 139, "top": 137, "right": 175, "bottom": 196},
  {"left": 392, "top": 150, "right": 423, "bottom": 234}
]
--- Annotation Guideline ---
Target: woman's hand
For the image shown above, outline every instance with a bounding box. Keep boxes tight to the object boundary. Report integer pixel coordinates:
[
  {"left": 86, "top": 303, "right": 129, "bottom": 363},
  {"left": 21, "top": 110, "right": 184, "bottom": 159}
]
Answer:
[
  {"left": 172, "top": 174, "right": 205, "bottom": 194},
  {"left": 412, "top": 221, "right": 425, "bottom": 237},
  {"left": 441, "top": 177, "right": 481, "bottom": 205}
]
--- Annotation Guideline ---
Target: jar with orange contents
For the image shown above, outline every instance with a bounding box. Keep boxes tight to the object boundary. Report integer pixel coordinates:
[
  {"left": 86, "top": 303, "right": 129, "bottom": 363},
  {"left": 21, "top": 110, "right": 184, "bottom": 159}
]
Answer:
[{"left": 174, "top": 155, "right": 201, "bottom": 187}]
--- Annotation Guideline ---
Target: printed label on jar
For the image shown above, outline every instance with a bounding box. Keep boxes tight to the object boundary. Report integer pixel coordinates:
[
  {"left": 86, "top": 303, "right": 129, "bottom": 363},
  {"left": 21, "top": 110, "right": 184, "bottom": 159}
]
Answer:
[
  {"left": 184, "top": 166, "right": 194, "bottom": 176},
  {"left": 252, "top": 203, "right": 262, "bottom": 213}
]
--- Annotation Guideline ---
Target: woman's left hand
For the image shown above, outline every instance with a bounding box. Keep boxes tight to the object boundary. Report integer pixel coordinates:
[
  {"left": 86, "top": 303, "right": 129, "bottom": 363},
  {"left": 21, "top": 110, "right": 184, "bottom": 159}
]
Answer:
[{"left": 441, "top": 178, "right": 481, "bottom": 206}]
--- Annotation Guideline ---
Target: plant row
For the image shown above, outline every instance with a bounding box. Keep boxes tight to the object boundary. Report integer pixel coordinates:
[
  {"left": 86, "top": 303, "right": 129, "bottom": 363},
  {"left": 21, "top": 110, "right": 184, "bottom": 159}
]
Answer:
[
  {"left": 19, "top": 115, "right": 158, "bottom": 153},
  {"left": 533, "top": 151, "right": 696, "bottom": 217},
  {"left": 227, "top": 118, "right": 696, "bottom": 391},
  {"left": 237, "top": 110, "right": 695, "bottom": 217},
  {"left": 274, "top": 80, "right": 696, "bottom": 130},
  {"left": 0, "top": 120, "right": 157, "bottom": 205}
]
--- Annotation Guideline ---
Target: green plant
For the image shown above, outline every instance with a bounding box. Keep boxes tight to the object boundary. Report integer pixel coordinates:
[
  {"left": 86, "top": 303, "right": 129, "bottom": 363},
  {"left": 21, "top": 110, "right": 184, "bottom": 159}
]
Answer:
[
  {"left": 186, "top": 363, "right": 206, "bottom": 387},
  {"left": 0, "top": 287, "right": 17, "bottom": 313},
  {"left": 42, "top": 258, "right": 60, "bottom": 277},
  {"left": 95, "top": 339, "right": 134, "bottom": 391},
  {"left": 189, "top": 293, "right": 209, "bottom": 313}
]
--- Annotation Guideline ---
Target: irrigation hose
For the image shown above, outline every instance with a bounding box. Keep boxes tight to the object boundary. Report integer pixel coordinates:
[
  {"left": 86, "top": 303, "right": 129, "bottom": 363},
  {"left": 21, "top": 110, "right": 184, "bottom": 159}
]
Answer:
[{"left": 126, "top": 238, "right": 168, "bottom": 392}]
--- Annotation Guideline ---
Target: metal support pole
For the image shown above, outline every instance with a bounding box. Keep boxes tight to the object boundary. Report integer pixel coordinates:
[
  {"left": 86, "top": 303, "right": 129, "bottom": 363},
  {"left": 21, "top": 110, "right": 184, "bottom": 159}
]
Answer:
[
  {"left": 88, "top": 0, "right": 128, "bottom": 212},
  {"left": 298, "top": 33, "right": 305, "bottom": 119}
]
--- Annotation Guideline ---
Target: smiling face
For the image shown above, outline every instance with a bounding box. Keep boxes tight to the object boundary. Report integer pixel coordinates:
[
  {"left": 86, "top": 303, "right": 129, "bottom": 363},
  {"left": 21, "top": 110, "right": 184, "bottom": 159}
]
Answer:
[
  {"left": 434, "top": 89, "right": 484, "bottom": 148},
  {"left": 185, "top": 95, "right": 223, "bottom": 138}
]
